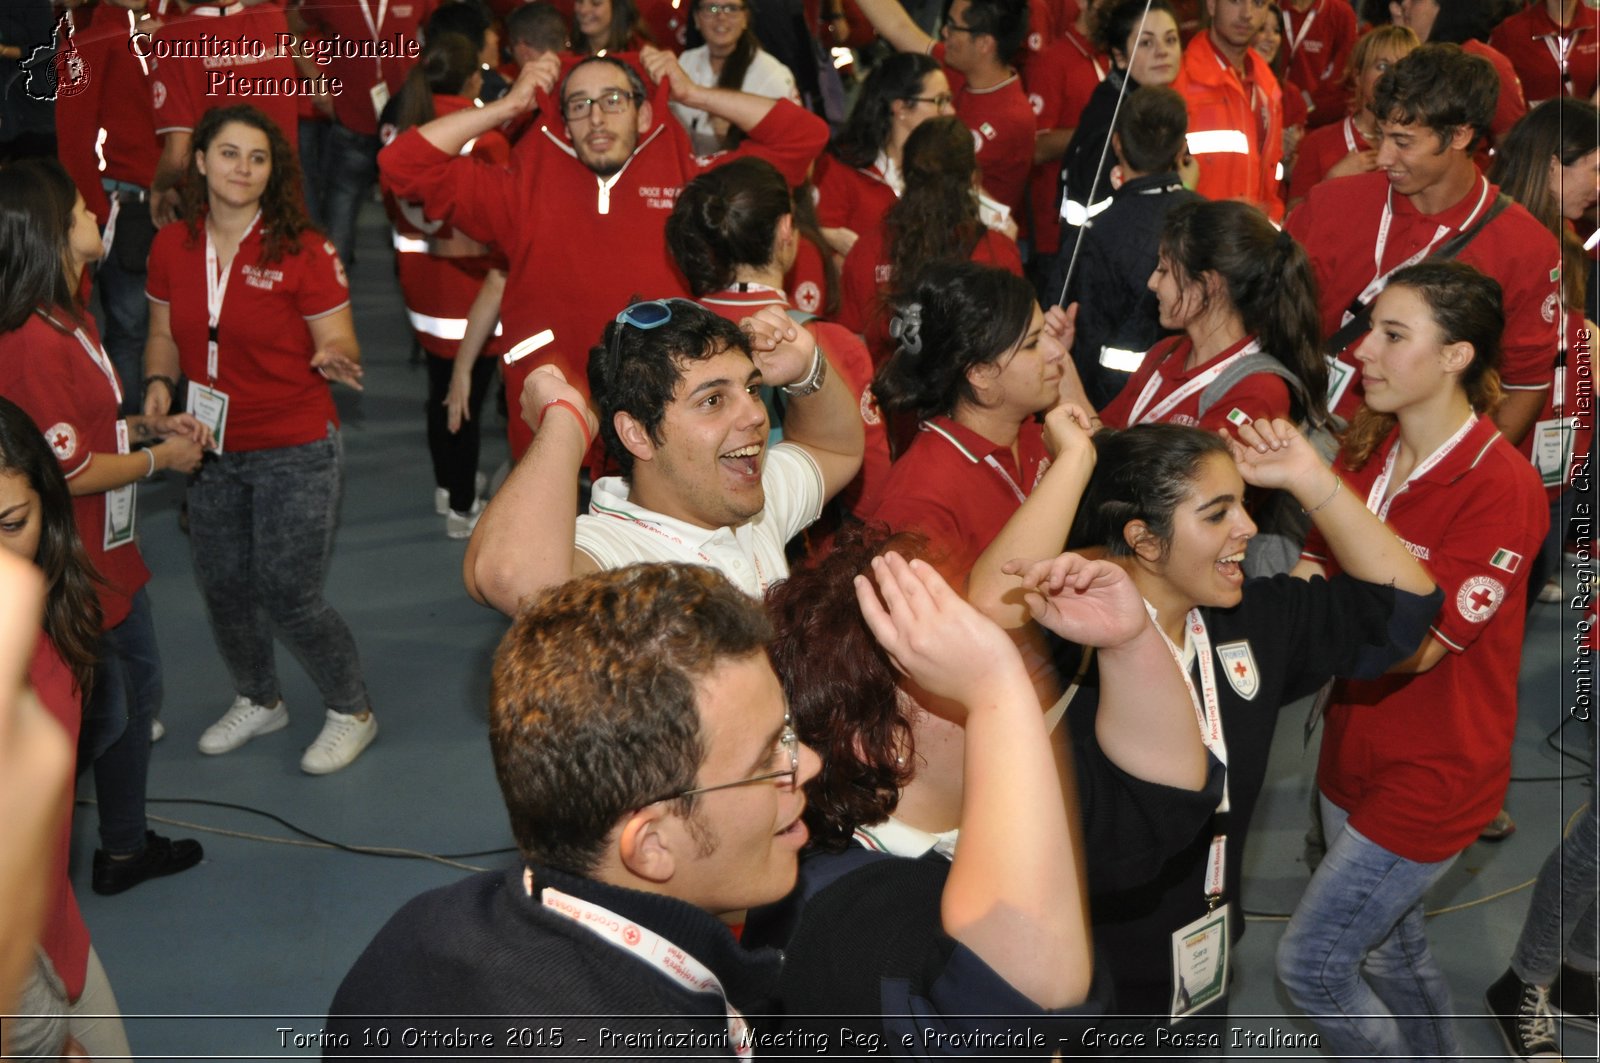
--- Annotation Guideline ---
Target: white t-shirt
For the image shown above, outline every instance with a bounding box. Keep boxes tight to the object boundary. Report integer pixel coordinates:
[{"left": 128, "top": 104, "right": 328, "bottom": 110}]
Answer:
[
  {"left": 574, "top": 442, "right": 823, "bottom": 596},
  {"left": 668, "top": 45, "right": 801, "bottom": 156}
]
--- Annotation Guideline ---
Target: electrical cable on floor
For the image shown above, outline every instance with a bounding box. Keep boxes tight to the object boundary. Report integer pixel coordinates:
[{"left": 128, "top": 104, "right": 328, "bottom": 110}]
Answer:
[
  {"left": 76, "top": 796, "right": 517, "bottom": 874},
  {"left": 1242, "top": 804, "right": 1589, "bottom": 922}
]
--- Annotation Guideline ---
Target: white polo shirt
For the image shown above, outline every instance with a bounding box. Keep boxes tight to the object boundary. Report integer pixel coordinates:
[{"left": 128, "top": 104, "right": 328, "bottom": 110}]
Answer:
[{"left": 573, "top": 442, "right": 824, "bottom": 597}]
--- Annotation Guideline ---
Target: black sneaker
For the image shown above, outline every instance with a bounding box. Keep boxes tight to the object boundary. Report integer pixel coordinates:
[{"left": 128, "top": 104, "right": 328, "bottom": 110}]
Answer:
[
  {"left": 1552, "top": 964, "right": 1599, "bottom": 1032},
  {"left": 91, "top": 831, "right": 203, "bottom": 896},
  {"left": 1486, "top": 968, "right": 1565, "bottom": 1061}
]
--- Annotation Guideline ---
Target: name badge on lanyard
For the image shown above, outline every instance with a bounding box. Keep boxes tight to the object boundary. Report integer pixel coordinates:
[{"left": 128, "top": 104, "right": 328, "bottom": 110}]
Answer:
[
  {"left": 198, "top": 214, "right": 259, "bottom": 453},
  {"left": 358, "top": 0, "right": 391, "bottom": 120},
  {"left": 1342, "top": 179, "right": 1492, "bottom": 329},
  {"left": 105, "top": 420, "right": 137, "bottom": 550},
  {"left": 1150, "top": 605, "right": 1233, "bottom": 1021}
]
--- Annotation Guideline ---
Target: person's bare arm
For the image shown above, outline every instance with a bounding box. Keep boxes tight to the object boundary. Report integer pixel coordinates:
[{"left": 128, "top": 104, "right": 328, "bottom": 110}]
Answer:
[
  {"left": 446, "top": 270, "right": 507, "bottom": 433},
  {"left": 1035, "top": 127, "right": 1072, "bottom": 165},
  {"left": 151, "top": 131, "right": 190, "bottom": 226},
  {"left": 308, "top": 307, "right": 364, "bottom": 390},
  {"left": 641, "top": 46, "right": 781, "bottom": 134},
  {"left": 857, "top": 554, "right": 1091, "bottom": 1009},
  {"left": 464, "top": 366, "right": 600, "bottom": 614},
  {"left": 143, "top": 300, "right": 181, "bottom": 418},
  {"left": 744, "top": 307, "right": 864, "bottom": 504},
  {"left": 416, "top": 56, "right": 556, "bottom": 155},
  {"left": 1492, "top": 389, "right": 1545, "bottom": 447}
]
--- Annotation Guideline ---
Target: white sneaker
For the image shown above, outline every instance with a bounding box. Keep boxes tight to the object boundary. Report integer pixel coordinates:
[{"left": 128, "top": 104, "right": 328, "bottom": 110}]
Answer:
[
  {"left": 301, "top": 709, "right": 377, "bottom": 774},
  {"left": 434, "top": 472, "right": 488, "bottom": 516},
  {"left": 446, "top": 499, "right": 485, "bottom": 540},
  {"left": 198, "top": 696, "right": 288, "bottom": 755},
  {"left": 150, "top": 718, "right": 165, "bottom": 743},
  {"left": 1538, "top": 578, "right": 1562, "bottom": 604}
]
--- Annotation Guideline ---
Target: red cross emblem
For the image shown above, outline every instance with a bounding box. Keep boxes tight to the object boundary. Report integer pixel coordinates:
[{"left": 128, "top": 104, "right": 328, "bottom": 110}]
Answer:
[
  {"left": 1456, "top": 575, "right": 1505, "bottom": 624},
  {"left": 1233, "top": 661, "right": 1249, "bottom": 678},
  {"left": 1468, "top": 588, "right": 1495, "bottom": 612},
  {"left": 52, "top": 430, "right": 69, "bottom": 450}
]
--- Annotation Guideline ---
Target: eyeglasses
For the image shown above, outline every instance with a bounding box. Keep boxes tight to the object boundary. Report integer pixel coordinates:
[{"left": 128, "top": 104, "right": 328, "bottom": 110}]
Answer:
[
  {"left": 562, "top": 88, "right": 643, "bottom": 122},
  {"left": 603, "top": 298, "right": 699, "bottom": 382},
  {"left": 698, "top": 2, "right": 746, "bottom": 15},
  {"left": 645, "top": 712, "right": 800, "bottom": 805},
  {"left": 904, "top": 93, "right": 954, "bottom": 109}
]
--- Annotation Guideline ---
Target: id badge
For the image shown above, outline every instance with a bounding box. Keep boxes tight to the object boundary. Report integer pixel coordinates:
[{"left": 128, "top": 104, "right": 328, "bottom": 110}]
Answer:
[
  {"left": 1169, "top": 905, "right": 1229, "bottom": 1022},
  {"left": 104, "top": 420, "right": 136, "bottom": 550},
  {"left": 188, "top": 382, "right": 230, "bottom": 454},
  {"left": 1533, "top": 417, "right": 1575, "bottom": 488},
  {"left": 369, "top": 81, "right": 391, "bottom": 122},
  {"left": 1325, "top": 355, "right": 1355, "bottom": 411}
]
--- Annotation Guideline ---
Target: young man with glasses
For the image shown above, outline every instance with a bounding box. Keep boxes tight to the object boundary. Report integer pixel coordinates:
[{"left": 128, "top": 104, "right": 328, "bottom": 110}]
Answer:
[
  {"left": 848, "top": 0, "right": 1037, "bottom": 236},
  {"left": 464, "top": 298, "right": 863, "bottom": 615},
  {"left": 377, "top": 47, "right": 829, "bottom": 462},
  {"left": 326, "top": 563, "right": 823, "bottom": 1054}
]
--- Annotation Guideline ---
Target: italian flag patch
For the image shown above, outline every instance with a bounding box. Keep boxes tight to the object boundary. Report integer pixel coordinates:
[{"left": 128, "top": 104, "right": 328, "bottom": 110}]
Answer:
[
  {"left": 1489, "top": 548, "right": 1523, "bottom": 574},
  {"left": 1226, "top": 408, "right": 1251, "bottom": 427}
]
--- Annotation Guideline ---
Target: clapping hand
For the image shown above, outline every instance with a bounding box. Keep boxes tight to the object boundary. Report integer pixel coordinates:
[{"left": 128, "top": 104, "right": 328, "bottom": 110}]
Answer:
[{"left": 1004, "top": 552, "right": 1147, "bottom": 649}]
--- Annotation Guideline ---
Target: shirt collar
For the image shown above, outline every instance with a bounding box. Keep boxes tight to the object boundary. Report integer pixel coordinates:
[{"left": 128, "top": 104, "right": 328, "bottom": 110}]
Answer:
[
  {"left": 853, "top": 817, "right": 959, "bottom": 860},
  {"left": 920, "top": 415, "right": 1011, "bottom": 464},
  {"left": 1408, "top": 414, "right": 1501, "bottom": 488},
  {"left": 1162, "top": 333, "right": 1258, "bottom": 383},
  {"left": 588, "top": 475, "right": 733, "bottom": 551}
]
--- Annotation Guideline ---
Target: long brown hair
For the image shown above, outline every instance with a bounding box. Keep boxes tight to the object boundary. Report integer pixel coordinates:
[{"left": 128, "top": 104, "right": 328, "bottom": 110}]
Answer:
[
  {"left": 0, "top": 398, "right": 104, "bottom": 694},
  {"left": 180, "top": 105, "right": 314, "bottom": 264},
  {"left": 1341, "top": 261, "right": 1504, "bottom": 469},
  {"left": 0, "top": 158, "right": 86, "bottom": 332},
  {"left": 886, "top": 116, "right": 982, "bottom": 296},
  {"left": 1490, "top": 98, "right": 1599, "bottom": 313}
]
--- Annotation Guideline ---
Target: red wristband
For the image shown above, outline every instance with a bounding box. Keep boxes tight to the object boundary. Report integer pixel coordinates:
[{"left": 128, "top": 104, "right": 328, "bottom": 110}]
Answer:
[{"left": 539, "top": 397, "right": 595, "bottom": 452}]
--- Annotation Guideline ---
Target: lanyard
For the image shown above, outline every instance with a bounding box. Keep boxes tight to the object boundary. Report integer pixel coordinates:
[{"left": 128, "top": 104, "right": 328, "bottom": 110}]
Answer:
[
  {"left": 1342, "top": 115, "right": 1358, "bottom": 154},
  {"left": 1152, "top": 605, "right": 1231, "bottom": 903},
  {"left": 1127, "top": 339, "right": 1261, "bottom": 425},
  {"left": 1541, "top": 31, "right": 1577, "bottom": 93},
  {"left": 204, "top": 212, "right": 261, "bottom": 383},
  {"left": 38, "top": 311, "right": 122, "bottom": 406},
  {"left": 534, "top": 880, "right": 754, "bottom": 1058},
  {"left": 1363, "top": 413, "right": 1478, "bottom": 519},
  {"left": 923, "top": 420, "right": 1029, "bottom": 504},
  {"left": 1063, "top": 28, "right": 1107, "bottom": 81},
  {"left": 354, "top": 0, "right": 389, "bottom": 76},
  {"left": 1358, "top": 178, "right": 1491, "bottom": 312},
  {"left": 1282, "top": 2, "right": 1317, "bottom": 57}
]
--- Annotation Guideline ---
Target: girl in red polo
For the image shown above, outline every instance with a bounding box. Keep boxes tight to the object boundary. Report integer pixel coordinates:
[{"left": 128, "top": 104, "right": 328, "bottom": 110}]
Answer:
[{"left": 1278, "top": 261, "right": 1549, "bottom": 1058}]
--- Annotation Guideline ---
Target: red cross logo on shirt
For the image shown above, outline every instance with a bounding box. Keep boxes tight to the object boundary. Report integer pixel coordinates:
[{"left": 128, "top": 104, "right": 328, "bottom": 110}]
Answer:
[
  {"left": 1233, "top": 661, "right": 1249, "bottom": 678},
  {"left": 52, "top": 430, "right": 69, "bottom": 451},
  {"left": 1468, "top": 587, "right": 1495, "bottom": 612},
  {"left": 1456, "top": 575, "right": 1505, "bottom": 625}
]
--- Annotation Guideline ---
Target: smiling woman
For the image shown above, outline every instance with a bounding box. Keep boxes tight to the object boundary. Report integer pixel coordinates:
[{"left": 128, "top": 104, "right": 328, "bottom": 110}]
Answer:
[{"left": 667, "top": 0, "right": 799, "bottom": 155}]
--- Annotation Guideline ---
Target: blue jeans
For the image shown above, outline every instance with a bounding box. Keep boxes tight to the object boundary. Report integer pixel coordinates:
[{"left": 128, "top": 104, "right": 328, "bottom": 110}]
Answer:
[
  {"left": 1277, "top": 794, "right": 1463, "bottom": 1062},
  {"left": 96, "top": 180, "right": 156, "bottom": 415},
  {"left": 312, "top": 123, "right": 379, "bottom": 269},
  {"left": 186, "top": 429, "right": 368, "bottom": 715},
  {"left": 298, "top": 118, "right": 331, "bottom": 225},
  {"left": 1512, "top": 713, "right": 1599, "bottom": 983},
  {"left": 81, "top": 589, "right": 160, "bottom": 854}
]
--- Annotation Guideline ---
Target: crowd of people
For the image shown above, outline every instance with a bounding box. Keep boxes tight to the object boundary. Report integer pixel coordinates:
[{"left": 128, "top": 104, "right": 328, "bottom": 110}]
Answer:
[{"left": 0, "top": 0, "right": 1596, "bottom": 1057}]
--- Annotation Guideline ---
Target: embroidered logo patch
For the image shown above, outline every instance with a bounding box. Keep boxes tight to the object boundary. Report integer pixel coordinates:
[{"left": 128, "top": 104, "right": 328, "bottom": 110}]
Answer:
[
  {"left": 1489, "top": 548, "right": 1523, "bottom": 574},
  {"left": 44, "top": 422, "right": 77, "bottom": 462},
  {"left": 1215, "top": 640, "right": 1259, "bottom": 700},
  {"left": 1457, "top": 575, "right": 1506, "bottom": 624},
  {"left": 795, "top": 281, "right": 821, "bottom": 313},
  {"left": 859, "top": 386, "right": 882, "bottom": 426},
  {"left": 1543, "top": 292, "right": 1560, "bottom": 323},
  {"left": 1225, "top": 407, "right": 1251, "bottom": 427},
  {"left": 1028, "top": 92, "right": 1044, "bottom": 116}
]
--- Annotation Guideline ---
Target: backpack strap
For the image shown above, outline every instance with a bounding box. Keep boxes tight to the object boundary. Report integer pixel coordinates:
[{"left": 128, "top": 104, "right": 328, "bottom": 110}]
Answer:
[{"left": 1197, "top": 352, "right": 1312, "bottom": 421}]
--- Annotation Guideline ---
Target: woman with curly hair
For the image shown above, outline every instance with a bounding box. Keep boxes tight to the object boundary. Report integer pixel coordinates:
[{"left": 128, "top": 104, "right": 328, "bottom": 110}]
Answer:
[
  {"left": 143, "top": 105, "right": 377, "bottom": 775},
  {"left": 837, "top": 116, "right": 1023, "bottom": 364},
  {"left": 0, "top": 157, "right": 206, "bottom": 897}
]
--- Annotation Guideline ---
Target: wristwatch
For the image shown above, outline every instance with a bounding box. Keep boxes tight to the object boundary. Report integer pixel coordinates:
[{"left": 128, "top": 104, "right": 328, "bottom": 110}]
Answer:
[{"left": 783, "top": 345, "right": 827, "bottom": 397}]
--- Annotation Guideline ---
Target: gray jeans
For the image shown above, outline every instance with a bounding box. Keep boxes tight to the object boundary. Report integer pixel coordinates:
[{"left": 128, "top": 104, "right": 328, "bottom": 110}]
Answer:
[{"left": 187, "top": 428, "right": 368, "bottom": 715}]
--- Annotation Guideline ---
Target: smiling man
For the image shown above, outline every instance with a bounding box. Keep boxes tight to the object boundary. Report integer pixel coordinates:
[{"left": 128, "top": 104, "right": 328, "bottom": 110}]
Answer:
[
  {"left": 326, "top": 563, "right": 821, "bottom": 1056},
  {"left": 465, "top": 299, "right": 862, "bottom": 616},
  {"left": 378, "top": 48, "right": 828, "bottom": 462},
  {"left": 1286, "top": 44, "right": 1558, "bottom": 447}
]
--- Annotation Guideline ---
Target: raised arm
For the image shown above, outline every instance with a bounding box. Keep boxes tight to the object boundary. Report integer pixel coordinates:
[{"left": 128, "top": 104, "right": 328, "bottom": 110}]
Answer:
[
  {"left": 464, "top": 366, "right": 600, "bottom": 614},
  {"left": 1226, "top": 417, "right": 1434, "bottom": 596},
  {"left": 743, "top": 306, "right": 864, "bottom": 505},
  {"left": 856, "top": 553, "right": 1089, "bottom": 1009},
  {"left": 1014, "top": 552, "right": 1208, "bottom": 791},
  {"left": 418, "top": 56, "right": 556, "bottom": 156},
  {"left": 968, "top": 403, "right": 1095, "bottom": 628},
  {"left": 850, "top": 0, "right": 937, "bottom": 55}
]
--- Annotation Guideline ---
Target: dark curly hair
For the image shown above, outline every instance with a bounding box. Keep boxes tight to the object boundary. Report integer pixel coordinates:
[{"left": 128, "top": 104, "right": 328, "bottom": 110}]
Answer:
[
  {"left": 1371, "top": 43, "right": 1499, "bottom": 154},
  {"left": 766, "top": 523, "right": 923, "bottom": 851},
  {"left": 872, "top": 260, "right": 1037, "bottom": 421},
  {"left": 886, "top": 116, "right": 983, "bottom": 299},
  {"left": 181, "top": 105, "right": 314, "bottom": 265}
]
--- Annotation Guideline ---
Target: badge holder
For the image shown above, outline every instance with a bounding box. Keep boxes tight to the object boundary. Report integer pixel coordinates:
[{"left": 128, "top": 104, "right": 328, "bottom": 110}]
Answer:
[
  {"left": 104, "top": 420, "right": 137, "bottom": 550},
  {"left": 1169, "top": 897, "right": 1229, "bottom": 1022},
  {"left": 189, "top": 379, "right": 230, "bottom": 454},
  {"left": 1533, "top": 417, "right": 1575, "bottom": 488}
]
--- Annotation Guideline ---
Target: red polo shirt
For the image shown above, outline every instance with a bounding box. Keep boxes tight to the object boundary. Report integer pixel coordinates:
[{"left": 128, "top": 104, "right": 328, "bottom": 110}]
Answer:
[
  {"left": 1302, "top": 416, "right": 1548, "bottom": 862},
  {"left": 933, "top": 43, "right": 1037, "bottom": 229},
  {"left": 150, "top": 2, "right": 300, "bottom": 149},
  {"left": 1463, "top": 38, "right": 1529, "bottom": 146},
  {"left": 296, "top": 0, "right": 434, "bottom": 136},
  {"left": 1490, "top": 1, "right": 1600, "bottom": 104},
  {"left": 0, "top": 313, "right": 150, "bottom": 629},
  {"left": 1286, "top": 170, "right": 1560, "bottom": 422},
  {"left": 783, "top": 234, "right": 831, "bottom": 317},
  {"left": 1099, "top": 334, "right": 1291, "bottom": 431},
  {"left": 146, "top": 221, "right": 349, "bottom": 451},
  {"left": 699, "top": 285, "right": 890, "bottom": 517},
  {"left": 1287, "top": 115, "right": 1369, "bottom": 207},
  {"left": 812, "top": 153, "right": 900, "bottom": 238},
  {"left": 31, "top": 636, "right": 88, "bottom": 1004},
  {"left": 56, "top": 5, "right": 162, "bottom": 221},
  {"left": 1022, "top": 28, "right": 1105, "bottom": 254},
  {"left": 869, "top": 414, "right": 1051, "bottom": 586},
  {"left": 1279, "top": 0, "right": 1356, "bottom": 129}
]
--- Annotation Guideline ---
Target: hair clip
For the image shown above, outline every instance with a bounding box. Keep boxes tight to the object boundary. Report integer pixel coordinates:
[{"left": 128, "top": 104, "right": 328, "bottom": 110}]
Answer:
[{"left": 888, "top": 301, "right": 923, "bottom": 356}]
